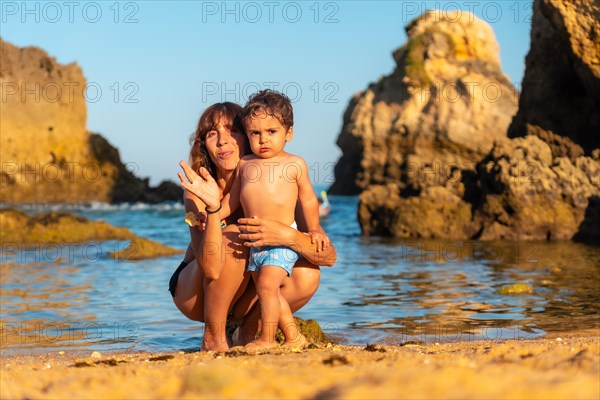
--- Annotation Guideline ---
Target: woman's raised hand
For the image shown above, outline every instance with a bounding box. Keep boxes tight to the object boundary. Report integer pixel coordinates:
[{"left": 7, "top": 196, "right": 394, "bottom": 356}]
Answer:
[{"left": 178, "top": 160, "right": 221, "bottom": 210}]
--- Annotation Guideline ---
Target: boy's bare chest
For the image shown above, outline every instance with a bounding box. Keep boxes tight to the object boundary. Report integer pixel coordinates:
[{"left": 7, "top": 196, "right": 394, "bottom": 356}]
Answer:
[
  {"left": 240, "top": 160, "right": 298, "bottom": 195},
  {"left": 241, "top": 160, "right": 299, "bottom": 184}
]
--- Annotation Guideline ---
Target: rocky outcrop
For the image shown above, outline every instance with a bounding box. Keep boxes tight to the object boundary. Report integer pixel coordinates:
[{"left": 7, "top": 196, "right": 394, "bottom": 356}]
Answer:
[
  {"left": 473, "top": 136, "right": 599, "bottom": 241},
  {"left": 358, "top": 136, "right": 600, "bottom": 241},
  {"left": 335, "top": 6, "right": 600, "bottom": 242},
  {"left": 0, "top": 39, "right": 181, "bottom": 204},
  {"left": 359, "top": 184, "right": 474, "bottom": 238},
  {"left": 508, "top": 0, "right": 600, "bottom": 155},
  {"left": 0, "top": 208, "right": 182, "bottom": 260},
  {"left": 330, "top": 10, "right": 519, "bottom": 195},
  {"left": 89, "top": 133, "right": 183, "bottom": 204}
]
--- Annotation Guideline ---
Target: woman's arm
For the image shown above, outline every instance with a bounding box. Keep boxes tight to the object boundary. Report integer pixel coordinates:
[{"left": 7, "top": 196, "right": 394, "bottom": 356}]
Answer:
[
  {"left": 183, "top": 192, "right": 225, "bottom": 279},
  {"left": 237, "top": 217, "right": 336, "bottom": 267},
  {"left": 179, "top": 161, "right": 225, "bottom": 280},
  {"left": 294, "top": 156, "right": 330, "bottom": 252}
]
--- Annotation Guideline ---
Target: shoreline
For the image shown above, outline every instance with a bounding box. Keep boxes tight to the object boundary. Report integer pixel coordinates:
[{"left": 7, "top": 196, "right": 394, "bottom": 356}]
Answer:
[{"left": 2, "top": 332, "right": 598, "bottom": 399}]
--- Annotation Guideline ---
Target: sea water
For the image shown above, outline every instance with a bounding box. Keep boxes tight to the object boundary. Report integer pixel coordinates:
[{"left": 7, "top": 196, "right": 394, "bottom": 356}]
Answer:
[{"left": 1, "top": 192, "right": 599, "bottom": 354}]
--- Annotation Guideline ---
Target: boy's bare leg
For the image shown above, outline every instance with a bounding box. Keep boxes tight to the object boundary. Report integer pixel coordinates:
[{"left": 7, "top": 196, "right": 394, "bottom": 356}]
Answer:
[
  {"left": 234, "top": 261, "right": 320, "bottom": 345},
  {"left": 245, "top": 266, "right": 287, "bottom": 351},
  {"left": 278, "top": 294, "right": 307, "bottom": 349}
]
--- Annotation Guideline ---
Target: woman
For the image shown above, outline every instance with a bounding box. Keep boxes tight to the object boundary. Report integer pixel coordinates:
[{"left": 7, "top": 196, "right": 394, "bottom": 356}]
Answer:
[{"left": 171, "top": 102, "right": 336, "bottom": 351}]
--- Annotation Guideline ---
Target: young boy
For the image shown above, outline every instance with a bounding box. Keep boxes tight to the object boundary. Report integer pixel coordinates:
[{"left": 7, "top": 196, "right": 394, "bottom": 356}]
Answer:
[{"left": 221, "top": 90, "right": 329, "bottom": 350}]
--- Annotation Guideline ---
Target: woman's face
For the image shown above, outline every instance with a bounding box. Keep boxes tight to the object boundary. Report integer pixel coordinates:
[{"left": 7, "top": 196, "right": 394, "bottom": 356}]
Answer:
[{"left": 204, "top": 116, "right": 246, "bottom": 175}]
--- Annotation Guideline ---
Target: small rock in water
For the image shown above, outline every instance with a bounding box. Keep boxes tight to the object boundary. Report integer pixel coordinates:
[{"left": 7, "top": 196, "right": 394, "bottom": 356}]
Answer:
[
  {"left": 91, "top": 351, "right": 101, "bottom": 359},
  {"left": 497, "top": 283, "right": 535, "bottom": 295}
]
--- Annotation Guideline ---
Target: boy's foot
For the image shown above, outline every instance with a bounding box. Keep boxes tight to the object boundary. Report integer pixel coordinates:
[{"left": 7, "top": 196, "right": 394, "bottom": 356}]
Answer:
[
  {"left": 244, "top": 339, "right": 279, "bottom": 353},
  {"left": 283, "top": 333, "right": 308, "bottom": 350}
]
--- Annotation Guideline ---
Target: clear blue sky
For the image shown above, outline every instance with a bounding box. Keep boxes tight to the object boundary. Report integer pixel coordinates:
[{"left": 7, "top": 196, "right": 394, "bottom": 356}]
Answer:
[{"left": 2, "top": 0, "right": 533, "bottom": 185}]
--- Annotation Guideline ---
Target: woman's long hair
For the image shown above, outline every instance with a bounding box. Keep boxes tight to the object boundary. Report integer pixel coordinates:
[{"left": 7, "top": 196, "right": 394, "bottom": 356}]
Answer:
[{"left": 189, "top": 102, "right": 247, "bottom": 178}]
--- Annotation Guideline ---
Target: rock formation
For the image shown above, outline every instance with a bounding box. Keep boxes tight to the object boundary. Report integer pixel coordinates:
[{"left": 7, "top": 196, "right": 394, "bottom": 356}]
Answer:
[
  {"left": 332, "top": 4, "right": 600, "bottom": 242},
  {"left": 0, "top": 39, "right": 181, "bottom": 204},
  {"left": 508, "top": 0, "right": 600, "bottom": 156},
  {"left": 474, "top": 136, "right": 599, "bottom": 241},
  {"left": 330, "top": 10, "right": 519, "bottom": 195},
  {"left": 0, "top": 208, "right": 182, "bottom": 260},
  {"left": 360, "top": 135, "right": 599, "bottom": 241}
]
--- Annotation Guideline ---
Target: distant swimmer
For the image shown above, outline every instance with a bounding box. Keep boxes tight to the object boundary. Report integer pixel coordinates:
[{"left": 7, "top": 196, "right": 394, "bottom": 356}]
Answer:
[{"left": 319, "top": 191, "right": 330, "bottom": 219}]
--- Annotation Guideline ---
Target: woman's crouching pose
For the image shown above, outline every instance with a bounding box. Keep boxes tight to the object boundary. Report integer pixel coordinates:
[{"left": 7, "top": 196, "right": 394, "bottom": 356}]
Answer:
[{"left": 171, "top": 102, "right": 335, "bottom": 351}]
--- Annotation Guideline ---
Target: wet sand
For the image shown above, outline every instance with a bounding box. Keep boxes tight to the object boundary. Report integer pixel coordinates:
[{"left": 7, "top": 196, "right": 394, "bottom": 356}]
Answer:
[{"left": 1, "top": 331, "right": 598, "bottom": 399}]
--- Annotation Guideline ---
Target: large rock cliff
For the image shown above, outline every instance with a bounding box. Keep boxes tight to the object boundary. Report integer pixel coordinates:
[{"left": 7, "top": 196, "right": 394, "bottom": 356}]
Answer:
[
  {"left": 508, "top": 0, "right": 600, "bottom": 156},
  {"left": 332, "top": 4, "right": 600, "bottom": 242},
  {"left": 0, "top": 39, "right": 181, "bottom": 204},
  {"left": 330, "top": 10, "right": 518, "bottom": 196}
]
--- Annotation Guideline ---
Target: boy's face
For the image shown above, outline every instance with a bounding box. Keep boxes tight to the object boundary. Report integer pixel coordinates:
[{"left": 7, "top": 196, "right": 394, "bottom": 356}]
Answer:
[{"left": 245, "top": 112, "right": 293, "bottom": 159}]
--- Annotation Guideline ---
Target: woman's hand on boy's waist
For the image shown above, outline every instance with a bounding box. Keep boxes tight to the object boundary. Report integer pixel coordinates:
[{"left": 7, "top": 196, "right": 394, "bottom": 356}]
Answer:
[{"left": 237, "top": 217, "right": 296, "bottom": 248}]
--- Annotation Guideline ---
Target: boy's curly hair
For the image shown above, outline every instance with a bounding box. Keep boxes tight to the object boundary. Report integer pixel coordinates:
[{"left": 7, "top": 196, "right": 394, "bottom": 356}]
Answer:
[{"left": 241, "top": 89, "right": 294, "bottom": 130}]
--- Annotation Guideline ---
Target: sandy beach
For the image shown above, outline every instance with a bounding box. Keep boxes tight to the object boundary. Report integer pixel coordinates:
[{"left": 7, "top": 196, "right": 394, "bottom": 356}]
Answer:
[{"left": 1, "top": 331, "right": 598, "bottom": 399}]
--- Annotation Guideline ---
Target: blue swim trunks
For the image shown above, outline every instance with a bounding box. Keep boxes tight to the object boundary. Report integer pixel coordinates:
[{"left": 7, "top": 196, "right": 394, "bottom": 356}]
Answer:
[{"left": 248, "top": 246, "right": 299, "bottom": 276}]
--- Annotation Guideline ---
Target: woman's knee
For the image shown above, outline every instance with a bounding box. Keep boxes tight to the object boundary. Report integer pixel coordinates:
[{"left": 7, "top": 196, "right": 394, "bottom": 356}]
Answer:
[
  {"left": 293, "top": 263, "right": 321, "bottom": 293},
  {"left": 172, "top": 294, "right": 204, "bottom": 322},
  {"left": 283, "top": 262, "right": 321, "bottom": 308}
]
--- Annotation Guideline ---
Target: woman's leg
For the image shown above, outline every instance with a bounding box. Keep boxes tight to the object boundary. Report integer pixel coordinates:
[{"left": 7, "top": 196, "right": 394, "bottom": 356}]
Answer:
[
  {"left": 280, "top": 259, "right": 321, "bottom": 311},
  {"left": 171, "top": 226, "right": 250, "bottom": 351},
  {"left": 234, "top": 257, "right": 321, "bottom": 345},
  {"left": 202, "top": 227, "right": 249, "bottom": 351},
  {"left": 171, "top": 259, "right": 205, "bottom": 321}
]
